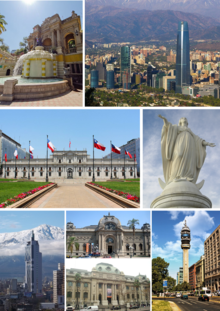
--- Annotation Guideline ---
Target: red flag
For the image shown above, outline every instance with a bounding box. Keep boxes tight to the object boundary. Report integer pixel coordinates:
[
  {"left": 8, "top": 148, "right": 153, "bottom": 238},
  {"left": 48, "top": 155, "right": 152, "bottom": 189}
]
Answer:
[
  {"left": 125, "top": 149, "right": 132, "bottom": 159},
  {"left": 134, "top": 154, "right": 136, "bottom": 161},
  {"left": 69, "top": 141, "right": 71, "bottom": 148},
  {"left": 5, "top": 154, "right": 7, "bottom": 162}
]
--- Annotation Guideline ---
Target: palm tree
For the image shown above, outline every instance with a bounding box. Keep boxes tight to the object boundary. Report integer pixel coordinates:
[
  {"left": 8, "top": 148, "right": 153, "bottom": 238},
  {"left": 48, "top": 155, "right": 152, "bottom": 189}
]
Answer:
[
  {"left": 67, "top": 236, "right": 79, "bottom": 257},
  {"left": 74, "top": 273, "right": 81, "bottom": 310},
  {"left": 127, "top": 219, "right": 140, "bottom": 257},
  {"left": 0, "top": 14, "right": 7, "bottom": 34},
  {"left": 133, "top": 279, "right": 140, "bottom": 305}
]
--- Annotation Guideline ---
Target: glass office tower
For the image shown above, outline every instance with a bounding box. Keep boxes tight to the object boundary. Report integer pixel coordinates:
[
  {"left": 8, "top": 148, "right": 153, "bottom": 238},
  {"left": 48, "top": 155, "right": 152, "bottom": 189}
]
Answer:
[
  {"left": 90, "top": 70, "right": 99, "bottom": 88},
  {"left": 176, "top": 21, "right": 190, "bottom": 93},
  {"left": 120, "top": 46, "right": 131, "bottom": 85}
]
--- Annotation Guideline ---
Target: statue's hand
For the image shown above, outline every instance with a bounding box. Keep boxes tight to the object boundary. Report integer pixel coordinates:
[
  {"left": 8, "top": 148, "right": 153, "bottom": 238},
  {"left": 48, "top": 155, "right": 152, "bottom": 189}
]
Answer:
[
  {"left": 158, "top": 115, "right": 164, "bottom": 119},
  {"left": 203, "top": 141, "right": 216, "bottom": 147},
  {"left": 208, "top": 143, "right": 216, "bottom": 147}
]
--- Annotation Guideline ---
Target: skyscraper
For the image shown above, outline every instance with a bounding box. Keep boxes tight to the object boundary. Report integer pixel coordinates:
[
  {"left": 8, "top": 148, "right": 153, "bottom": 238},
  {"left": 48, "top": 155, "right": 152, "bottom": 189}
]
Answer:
[
  {"left": 181, "top": 220, "right": 191, "bottom": 283},
  {"left": 25, "top": 231, "right": 42, "bottom": 294},
  {"left": 176, "top": 21, "right": 190, "bottom": 93},
  {"left": 53, "top": 263, "right": 65, "bottom": 305},
  {"left": 120, "top": 46, "right": 131, "bottom": 85}
]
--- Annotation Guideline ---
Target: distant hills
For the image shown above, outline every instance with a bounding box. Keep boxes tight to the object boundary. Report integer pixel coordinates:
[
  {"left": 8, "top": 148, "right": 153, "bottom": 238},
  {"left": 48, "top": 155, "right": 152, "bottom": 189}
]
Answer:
[
  {"left": 86, "top": 5, "right": 220, "bottom": 44},
  {"left": 86, "top": 0, "right": 220, "bottom": 20}
]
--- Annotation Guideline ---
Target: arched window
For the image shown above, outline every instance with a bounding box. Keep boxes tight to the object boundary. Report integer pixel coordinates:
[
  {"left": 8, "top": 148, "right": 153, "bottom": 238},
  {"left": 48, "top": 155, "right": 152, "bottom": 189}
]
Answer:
[
  {"left": 67, "top": 291, "right": 72, "bottom": 298},
  {"left": 126, "top": 244, "right": 129, "bottom": 251},
  {"left": 127, "top": 294, "right": 130, "bottom": 299},
  {"left": 106, "top": 238, "right": 114, "bottom": 243},
  {"left": 133, "top": 244, "right": 136, "bottom": 250},
  {"left": 139, "top": 243, "right": 142, "bottom": 251},
  {"left": 84, "top": 292, "right": 88, "bottom": 299},
  {"left": 83, "top": 244, "right": 86, "bottom": 251}
]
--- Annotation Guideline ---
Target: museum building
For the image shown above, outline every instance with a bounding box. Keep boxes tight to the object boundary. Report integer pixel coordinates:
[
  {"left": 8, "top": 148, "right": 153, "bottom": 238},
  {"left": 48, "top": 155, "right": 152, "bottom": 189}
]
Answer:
[
  {"left": 66, "top": 214, "right": 150, "bottom": 257},
  {"left": 66, "top": 263, "right": 150, "bottom": 307},
  {"left": 2, "top": 150, "right": 137, "bottom": 180}
]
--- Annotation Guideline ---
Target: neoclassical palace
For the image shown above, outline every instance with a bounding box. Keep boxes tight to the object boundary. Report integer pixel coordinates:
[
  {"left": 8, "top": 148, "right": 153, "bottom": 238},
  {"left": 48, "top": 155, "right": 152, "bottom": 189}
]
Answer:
[
  {"left": 66, "top": 263, "right": 150, "bottom": 307},
  {"left": 3, "top": 150, "right": 137, "bottom": 180},
  {"left": 66, "top": 214, "right": 150, "bottom": 257},
  {"left": 27, "top": 11, "right": 82, "bottom": 80}
]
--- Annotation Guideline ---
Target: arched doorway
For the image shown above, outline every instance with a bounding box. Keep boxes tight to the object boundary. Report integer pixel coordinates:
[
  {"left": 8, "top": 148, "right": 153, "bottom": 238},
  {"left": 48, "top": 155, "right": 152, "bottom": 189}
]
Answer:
[
  {"left": 65, "top": 33, "right": 76, "bottom": 53},
  {"left": 99, "top": 294, "right": 102, "bottom": 305},
  {"left": 106, "top": 237, "right": 114, "bottom": 254},
  {"left": 6, "top": 69, "right": 10, "bottom": 76},
  {"left": 117, "top": 295, "right": 119, "bottom": 305},
  {"left": 43, "top": 38, "right": 52, "bottom": 51},
  {"left": 67, "top": 168, "right": 73, "bottom": 179}
]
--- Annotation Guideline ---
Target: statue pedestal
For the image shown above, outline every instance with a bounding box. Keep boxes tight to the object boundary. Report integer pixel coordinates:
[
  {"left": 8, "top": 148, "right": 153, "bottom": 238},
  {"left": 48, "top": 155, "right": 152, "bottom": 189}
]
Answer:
[{"left": 151, "top": 180, "right": 212, "bottom": 208}]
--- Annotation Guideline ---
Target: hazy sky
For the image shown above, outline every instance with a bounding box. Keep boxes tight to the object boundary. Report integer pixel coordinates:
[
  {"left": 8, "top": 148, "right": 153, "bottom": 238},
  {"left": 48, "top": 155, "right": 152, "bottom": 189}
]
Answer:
[
  {"left": 0, "top": 0, "right": 83, "bottom": 51},
  {"left": 66, "top": 211, "right": 150, "bottom": 228},
  {"left": 143, "top": 109, "right": 220, "bottom": 208},
  {"left": 0, "top": 210, "right": 64, "bottom": 233},
  {"left": 0, "top": 109, "right": 140, "bottom": 158},
  {"left": 152, "top": 211, "right": 219, "bottom": 280},
  {"left": 66, "top": 259, "right": 151, "bottom": 279}
]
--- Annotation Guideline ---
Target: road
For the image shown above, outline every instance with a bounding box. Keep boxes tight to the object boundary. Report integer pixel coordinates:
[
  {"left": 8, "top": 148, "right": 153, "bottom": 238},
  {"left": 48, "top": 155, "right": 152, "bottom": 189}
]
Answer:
[{"left": 153, "top": 297, "right": 220, "bottom": 311}]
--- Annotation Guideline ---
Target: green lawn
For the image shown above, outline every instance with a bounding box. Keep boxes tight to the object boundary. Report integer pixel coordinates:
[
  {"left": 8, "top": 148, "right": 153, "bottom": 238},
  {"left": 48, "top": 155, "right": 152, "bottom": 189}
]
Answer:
[
  {"left": 94, "top": 181, "right": 140, "bottom": 197},
  {"left": 0, "top": 179, "right": 17, "bottom": 182},
  {"left": 0, "top": 181, "right": 50, "bottom": 203},
  {"left": 152, "top": 300, "right": 172, "bottom": 311}
]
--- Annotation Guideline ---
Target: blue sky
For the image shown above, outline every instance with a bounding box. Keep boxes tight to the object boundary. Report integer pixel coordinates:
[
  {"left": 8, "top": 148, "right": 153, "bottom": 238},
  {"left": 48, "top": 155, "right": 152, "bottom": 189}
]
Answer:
[
  {"left": 66, "top": 211, "right": 150, "bottom": 228},
  {"left": 0, "top": 0, "right": 83, "bottom": 51},
  {"left": 143, "top": 109, "right": 220, "bottom": 208},
  {"left": 0, "top": 210, "right": 64, "bottom": 233},
  {"left": 0, "top": 109, "right": 140, "bottom": 158},
  {"left": 152, "top": 211, "right": 219, "bottom": 280}
]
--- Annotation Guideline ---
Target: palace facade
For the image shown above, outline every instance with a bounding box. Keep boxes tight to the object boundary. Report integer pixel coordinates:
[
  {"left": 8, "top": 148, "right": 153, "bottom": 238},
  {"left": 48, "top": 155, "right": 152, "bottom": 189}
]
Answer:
[
  {"left": 66, "top": 214, "right": 150, "bottom": 257},
  {"left": 2, "top": 150, "right": 137, "bottom": 180},
  {"left": 66, "top": 263, "right": 150, "bottom": 307}
]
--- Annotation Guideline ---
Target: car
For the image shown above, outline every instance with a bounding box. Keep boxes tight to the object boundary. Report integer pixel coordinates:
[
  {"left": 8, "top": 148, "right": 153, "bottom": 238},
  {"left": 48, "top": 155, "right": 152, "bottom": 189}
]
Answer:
[
  {"left": 198, "top": 295, "right": 209, "bottom": 301},
  {"left": 181, "top": 294, "right": 188, "bottom": 299},
  {"left": 111, "top": 306, "right": 121, "bottom": 310},
  {"left": 176, "top": 293, "right": 181, "bottom": 298},
  {"left": 66, "top": 307, "right": 74, "bottom": 311}
]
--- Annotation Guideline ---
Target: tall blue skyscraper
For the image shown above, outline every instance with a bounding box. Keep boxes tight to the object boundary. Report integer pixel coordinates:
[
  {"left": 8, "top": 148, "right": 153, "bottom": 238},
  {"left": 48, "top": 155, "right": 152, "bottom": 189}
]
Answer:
[
  {"left": 25, "top": 231, "right": 42, "bottom": 294},
  {"left": 120, "top": 46, "right": 131, "bottom": 85},
  {"left": 176, "top": 21, "right": 190, "bottom": 93}
]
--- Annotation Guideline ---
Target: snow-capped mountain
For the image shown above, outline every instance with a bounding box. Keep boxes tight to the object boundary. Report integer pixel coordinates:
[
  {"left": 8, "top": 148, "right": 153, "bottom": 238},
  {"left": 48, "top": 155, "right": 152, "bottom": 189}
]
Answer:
[{"left": 0, "top": 224, "right": 64, "bottom": 246}]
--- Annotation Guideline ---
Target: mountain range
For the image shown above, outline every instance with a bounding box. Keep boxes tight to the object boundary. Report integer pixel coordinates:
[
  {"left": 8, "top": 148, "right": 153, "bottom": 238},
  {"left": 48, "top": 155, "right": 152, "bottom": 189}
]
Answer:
[
  {"left": 86, "top": 0, "right": 220, "bottom": 20},
  {"left": 0, "top": 224, "right": 64, "bottom": 280},
  {"left": 86, "top": 5, "right": 220, "bottom": 43}
]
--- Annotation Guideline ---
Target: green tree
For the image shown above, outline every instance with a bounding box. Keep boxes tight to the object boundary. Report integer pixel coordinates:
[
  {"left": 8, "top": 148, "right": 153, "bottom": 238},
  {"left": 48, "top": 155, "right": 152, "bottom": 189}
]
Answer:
[
  {"left": 19, "top": 37, "right": 29, "bottom": 53},
  {"left": 167, "top": 276, "right": 176, "bottom": 291},
  {"left": 85, "top": 87, "right": 99, "bottom": 106},
  {"left": 152, "top": 257, "right": 169, "bottom": 294},
  {"left": 74, "top": 273, "right": 81, "bottom": 309},
  {"left": 0, "top": 14, "right": 7, "bottom": 34},
  {"left": 133, "top": 279, "right": 141, "bottom": 304},
  {"left": 180, "top": 281, "right": 191, "bottom": 291},
  {"left": 67, "top": 236, "right": 79, "bottom": 256},
  {"left": 0, "top": 38, "right": 9, "bottom": 52},
  {"left": 127, "top": 218, "right": 140, "bottom": 257}
]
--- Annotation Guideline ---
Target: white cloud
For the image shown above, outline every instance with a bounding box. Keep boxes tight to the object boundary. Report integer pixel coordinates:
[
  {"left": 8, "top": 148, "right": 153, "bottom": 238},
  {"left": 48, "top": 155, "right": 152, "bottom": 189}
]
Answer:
[{"left": 152, "top": 232, "right": 158, "bottom": 239}]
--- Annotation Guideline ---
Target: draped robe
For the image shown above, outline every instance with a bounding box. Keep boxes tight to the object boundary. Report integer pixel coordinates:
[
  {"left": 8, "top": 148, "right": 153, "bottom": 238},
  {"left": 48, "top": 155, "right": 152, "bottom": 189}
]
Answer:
[{"left": 161, "top": 122, "right": 206, "bottom": 185}]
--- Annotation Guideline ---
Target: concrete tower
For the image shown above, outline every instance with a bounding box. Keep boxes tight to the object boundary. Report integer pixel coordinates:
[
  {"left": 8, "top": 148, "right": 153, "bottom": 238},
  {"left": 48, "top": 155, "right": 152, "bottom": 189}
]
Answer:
[
  {"left": 25, "top": 230, "right": 42, "bottom": 294},
  {"left": 181, "top": 220, "right": 191, "bottom": 283}
]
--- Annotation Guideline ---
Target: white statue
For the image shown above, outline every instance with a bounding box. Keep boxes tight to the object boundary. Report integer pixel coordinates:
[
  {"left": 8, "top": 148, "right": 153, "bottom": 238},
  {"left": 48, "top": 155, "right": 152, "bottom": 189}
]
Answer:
[{"left": 158, "top": 115, "right": 215, "bottom": 189}]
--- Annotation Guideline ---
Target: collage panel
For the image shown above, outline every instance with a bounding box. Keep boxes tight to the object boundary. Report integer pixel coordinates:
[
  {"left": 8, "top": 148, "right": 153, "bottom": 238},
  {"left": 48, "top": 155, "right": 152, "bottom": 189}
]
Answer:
[
  {"left": 152, "top": 210, "right": 220, "bottom": 311},
  {"left": 0, "top": 210, "right": 65, "bottom": 310},
  {"left": 0, "top": 109, "right": 140, "bottom": 209},
  {"left": 0, "top": 1, "right": 83, "bottom": 107},
  {"left": 143, "top": 109, "right": 219, "bottom": 209},
  {"left": 66, "top": 211, "right": 150, "bottom": 259}
]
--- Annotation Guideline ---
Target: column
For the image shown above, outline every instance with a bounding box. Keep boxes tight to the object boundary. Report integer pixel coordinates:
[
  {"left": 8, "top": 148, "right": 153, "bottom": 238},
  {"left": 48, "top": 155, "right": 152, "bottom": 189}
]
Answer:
[
  {"left": 57, "top": 29, "right": 61, "bottom": 46},
  {"left": 96, "top": 283, "right": 99, "bottom": 300},
  {"left": 102, "top": 283, "right": 105, "bottom": 302},
  {"left": 52, "top": 31, "right": 55, "bottom": 47}
]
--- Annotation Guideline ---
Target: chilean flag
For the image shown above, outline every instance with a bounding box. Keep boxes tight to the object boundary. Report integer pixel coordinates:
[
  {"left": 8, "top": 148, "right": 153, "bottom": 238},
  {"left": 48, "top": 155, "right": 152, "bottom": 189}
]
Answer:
[
  {"left": 112, "top": 144, "right": 121, "bottom": 154},
  {"left": 69, "top": 141, "right": 71, "bottom": 148},
  {"left": 5, "top": 153, "right": 7, "bottom": 162},
  {"left": 29, "top": 146, "right": 34, "bottom": 154},
  {"left": 134, "top": 153, "right": 136, "bottom": 161},
  {"left": 94, "top": 139, "right": 106, "bottom": 151},
  {"left": 30, "top": 154, "right": 34, "bottom": 159},
  {"left": 125, "top": 149, "right": 132, "bottom": 159},
  {"left": 47, "top": 139, "right": 55, "bottom": 153},
  {"left": 14, "top": 148, "right": 18, "bottom": 159}
]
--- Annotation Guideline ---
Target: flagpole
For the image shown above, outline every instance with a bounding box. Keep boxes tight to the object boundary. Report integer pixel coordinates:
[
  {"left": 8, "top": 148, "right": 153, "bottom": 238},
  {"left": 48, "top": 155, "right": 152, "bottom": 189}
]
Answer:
[
  {"left": 110, "top": 141, "right": 112, "bottom": 179},
  {"left": 46, "top": 135, "right": 48, "bottom": 182},
  {"left": 28, "top": 140, "right": 30, "bottom": 180},
  {"left": 4, "top": 147, "right": 6, "bottom": 179},
  {"left": 134, "top": 145, "right": 136, "bottom": 179},
  {"left": 124, "top": 150, "right": 126, "bottom": 180},
  {"left": 92, "top": 135, "right": 95, "bottom": 182},
  {"left": 15, "top": 144, "right": 17, "bottom": 179}
]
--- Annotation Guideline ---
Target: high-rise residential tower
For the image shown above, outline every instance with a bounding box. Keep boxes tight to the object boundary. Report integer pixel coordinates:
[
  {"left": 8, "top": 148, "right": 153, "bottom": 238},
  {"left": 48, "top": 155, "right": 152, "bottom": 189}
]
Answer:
[
  {"left": 176, "top": 21, "right": 190, "bottom": 93},
  {"left": 25, "top": 231, "right": 42, "bottom": 294},
  {"left": 120, "top": 46, "right": 131, "bottom": 85},
  {"left": 181, "top": 220, "right": 191, "bottom": 283}
]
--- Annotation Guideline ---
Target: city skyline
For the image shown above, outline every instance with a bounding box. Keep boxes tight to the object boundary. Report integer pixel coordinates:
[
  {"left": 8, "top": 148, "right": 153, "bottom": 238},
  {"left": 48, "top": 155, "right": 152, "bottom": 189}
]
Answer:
[{"left": 152, "top": 211, "right": 220, "bottom": 280}]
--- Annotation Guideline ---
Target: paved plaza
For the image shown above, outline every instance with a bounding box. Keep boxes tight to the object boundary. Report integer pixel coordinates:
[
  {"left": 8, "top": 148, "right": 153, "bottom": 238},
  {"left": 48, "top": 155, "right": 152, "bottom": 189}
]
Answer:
[
  {"left": 0, "top": 90, "right": 82, "bottom": 107},
  {"left": 29, "top": 182, "right": 120, "bottom": 208}
]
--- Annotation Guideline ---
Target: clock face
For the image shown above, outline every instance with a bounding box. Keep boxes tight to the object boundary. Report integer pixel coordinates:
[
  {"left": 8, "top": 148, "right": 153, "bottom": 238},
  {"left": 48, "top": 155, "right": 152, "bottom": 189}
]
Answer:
[{"left": 105, "top": 223, "right": 116, "bottom": 230}]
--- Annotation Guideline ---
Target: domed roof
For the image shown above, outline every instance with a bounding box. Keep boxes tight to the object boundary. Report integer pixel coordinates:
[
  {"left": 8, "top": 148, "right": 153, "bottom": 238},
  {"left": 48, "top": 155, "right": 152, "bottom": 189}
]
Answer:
[
  {"left": 181, "top": 220, "right": 190, "bottom": 232},
  {"left": 98, "top": 213, "right": 121, "bottom": 227},
  {"left": 94, "top": 263, "right": 121, "bottom": 274}
]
